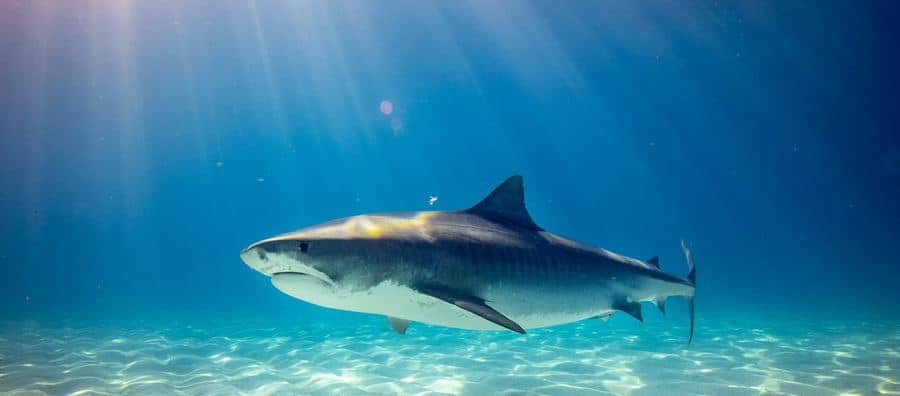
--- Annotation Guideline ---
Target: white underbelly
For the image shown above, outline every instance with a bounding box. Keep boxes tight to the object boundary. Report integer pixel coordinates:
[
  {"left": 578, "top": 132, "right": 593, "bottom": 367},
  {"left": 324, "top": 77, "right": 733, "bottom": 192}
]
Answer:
[{"left": 271, "top": 274, "right": 606, "bottom": 330}]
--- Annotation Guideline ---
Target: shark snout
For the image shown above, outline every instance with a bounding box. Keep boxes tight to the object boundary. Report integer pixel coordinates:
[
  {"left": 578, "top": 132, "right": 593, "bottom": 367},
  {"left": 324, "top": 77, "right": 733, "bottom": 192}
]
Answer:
[
  {"left": 240, "top": 239, "right": 320, "bottom": 280},
  {"left": 240, "top": 243, "right": 270, "bottom": 276}
]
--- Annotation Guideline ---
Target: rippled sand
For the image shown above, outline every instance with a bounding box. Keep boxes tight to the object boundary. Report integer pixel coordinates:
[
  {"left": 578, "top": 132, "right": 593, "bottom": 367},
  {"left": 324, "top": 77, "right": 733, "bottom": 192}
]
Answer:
[{"left": 0, "top": 314, "right": 897, "bottom": 395}]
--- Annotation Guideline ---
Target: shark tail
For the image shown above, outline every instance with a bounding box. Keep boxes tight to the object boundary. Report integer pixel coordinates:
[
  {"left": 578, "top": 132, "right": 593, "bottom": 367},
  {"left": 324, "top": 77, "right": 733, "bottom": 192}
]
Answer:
[{"left": 681, "top": 240, "right": 697, "bottom": 345}]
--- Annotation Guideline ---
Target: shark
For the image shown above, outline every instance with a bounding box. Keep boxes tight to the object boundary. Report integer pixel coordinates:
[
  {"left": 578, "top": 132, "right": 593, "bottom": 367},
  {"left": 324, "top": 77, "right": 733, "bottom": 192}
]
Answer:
[{"left": 240, "top": 175, "right": 696, "bottom": 342}]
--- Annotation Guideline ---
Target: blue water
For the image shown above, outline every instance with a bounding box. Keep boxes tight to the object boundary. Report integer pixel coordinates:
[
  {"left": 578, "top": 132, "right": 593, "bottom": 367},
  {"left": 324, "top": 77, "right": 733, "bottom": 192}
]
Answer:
[{"left": 1, "top": 1, "right": 898, "bottom": 395}]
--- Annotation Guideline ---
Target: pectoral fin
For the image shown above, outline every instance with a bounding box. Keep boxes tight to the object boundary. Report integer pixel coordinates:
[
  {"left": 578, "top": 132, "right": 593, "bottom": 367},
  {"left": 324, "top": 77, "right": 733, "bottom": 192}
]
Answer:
[
  {"left": 387, "top": 316, "right": 412, "bottom": 335},
  {"left": 613, "top": 299, "right": 643, "bottom": 322},
  {"left": 416, "top": 285, "right": 525, "bottom": 334}
]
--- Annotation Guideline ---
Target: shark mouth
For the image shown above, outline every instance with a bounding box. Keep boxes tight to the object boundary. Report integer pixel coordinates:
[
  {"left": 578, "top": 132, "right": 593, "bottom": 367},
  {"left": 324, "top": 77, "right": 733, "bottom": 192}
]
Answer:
[
  {"left": 272, "top": 271, "right": 335, "bottom": 288},
  {"left": 273, "top": 271, "right": 308, "bottom": 276},
  {"left": 271, "top": 272, "right": 339, "bottom": 305}
]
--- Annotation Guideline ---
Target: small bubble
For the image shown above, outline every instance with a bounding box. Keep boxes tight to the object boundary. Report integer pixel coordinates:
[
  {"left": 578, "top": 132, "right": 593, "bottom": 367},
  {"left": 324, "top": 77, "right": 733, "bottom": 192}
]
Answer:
[
  {"left": 257, "top": 177, "right": 265, "bottom": 183},
  {"left": 216, "top": 161, "right": 224, "bottom": 168},
  {"left": 380, "top": 100, "right": 393, "bottom": 115},
  {"left": 428, "top": 196, "right": 438, "bottom": 206}
]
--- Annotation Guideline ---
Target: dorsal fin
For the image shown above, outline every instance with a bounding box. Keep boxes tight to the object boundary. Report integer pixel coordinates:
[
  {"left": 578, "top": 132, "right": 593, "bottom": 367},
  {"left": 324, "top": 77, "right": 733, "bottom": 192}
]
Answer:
[
  {"left": 646, "top": 256, "right": 660, "bottom": 268},
  {"left": 467, "top": 175, "right": 542, "bottom": 231}
]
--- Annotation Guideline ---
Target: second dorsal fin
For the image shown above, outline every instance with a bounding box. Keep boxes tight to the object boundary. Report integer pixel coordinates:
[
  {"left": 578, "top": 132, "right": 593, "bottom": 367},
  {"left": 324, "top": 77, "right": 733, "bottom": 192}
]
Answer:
[{"left": 467, "top": 175, "right": 542, "bottom": 231}]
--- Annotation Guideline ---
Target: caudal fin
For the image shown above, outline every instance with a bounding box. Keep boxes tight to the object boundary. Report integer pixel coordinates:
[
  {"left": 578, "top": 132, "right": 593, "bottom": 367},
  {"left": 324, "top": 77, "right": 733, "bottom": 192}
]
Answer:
[{"left": 681, "top": 240, "right": 697, "bottom": 344}]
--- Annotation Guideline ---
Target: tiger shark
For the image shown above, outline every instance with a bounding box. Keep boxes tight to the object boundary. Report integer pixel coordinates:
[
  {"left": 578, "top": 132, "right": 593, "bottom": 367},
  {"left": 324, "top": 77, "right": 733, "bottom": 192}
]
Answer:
[{"left": 240, "top": 176, "right": 697, "bottom": 342}]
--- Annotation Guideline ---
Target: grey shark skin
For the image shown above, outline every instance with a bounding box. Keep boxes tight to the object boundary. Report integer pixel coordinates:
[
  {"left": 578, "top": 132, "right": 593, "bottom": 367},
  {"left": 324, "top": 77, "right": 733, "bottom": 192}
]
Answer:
[{"left": 241, "top": 176, "right": 697, "bottom": 342}]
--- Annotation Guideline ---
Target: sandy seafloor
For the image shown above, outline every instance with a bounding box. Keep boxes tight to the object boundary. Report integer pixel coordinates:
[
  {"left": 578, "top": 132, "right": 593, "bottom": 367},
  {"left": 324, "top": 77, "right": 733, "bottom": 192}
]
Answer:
[{"left": 0, "top": 313, "right": 897, "bottom": 396}]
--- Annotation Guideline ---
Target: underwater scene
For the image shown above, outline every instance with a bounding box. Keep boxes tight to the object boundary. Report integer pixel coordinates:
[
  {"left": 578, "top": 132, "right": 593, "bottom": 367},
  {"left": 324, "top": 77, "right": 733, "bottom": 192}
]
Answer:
[{"left": 1, "top": 1, "right": 898, "bottom": 395}]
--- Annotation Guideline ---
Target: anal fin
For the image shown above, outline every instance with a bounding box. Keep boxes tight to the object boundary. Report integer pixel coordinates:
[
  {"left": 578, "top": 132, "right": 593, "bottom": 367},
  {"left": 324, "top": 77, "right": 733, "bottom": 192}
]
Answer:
[
  {"left": 655, "top": 297, "right": 667, "bottom": 315},
  {"left": 387, "top": 316, "right": 412, "bottom": 335},
  {"left": 416, "top": 285, "right": 525, "bottom": 334}
]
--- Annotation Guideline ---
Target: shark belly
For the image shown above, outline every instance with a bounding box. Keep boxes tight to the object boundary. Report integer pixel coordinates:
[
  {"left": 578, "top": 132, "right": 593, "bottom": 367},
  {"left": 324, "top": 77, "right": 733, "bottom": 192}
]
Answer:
[
  {"left": 272, "top": 274, "right": 499, "bottom": 330},
  {"left": 272, "top": 273, "right": 612, "bottom": 330}
]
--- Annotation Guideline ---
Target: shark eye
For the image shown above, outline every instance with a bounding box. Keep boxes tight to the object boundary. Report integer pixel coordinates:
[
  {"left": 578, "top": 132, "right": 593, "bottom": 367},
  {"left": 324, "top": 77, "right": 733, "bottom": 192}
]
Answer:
[{"left": 298, "top": 242, "right": 309, "bottom": 253}]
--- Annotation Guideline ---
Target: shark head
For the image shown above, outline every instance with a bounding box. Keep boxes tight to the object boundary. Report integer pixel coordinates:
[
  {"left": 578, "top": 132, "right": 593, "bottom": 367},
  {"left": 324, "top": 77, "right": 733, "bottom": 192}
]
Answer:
[
  {"left": 241, "top": 218, "right": 361, "bottom": 281},
  {"left": 240, "top": 212, "right": 441, "bottom": 305},
  {"left": 240, "top": 217, "right": 367, "bottom": 306}
]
